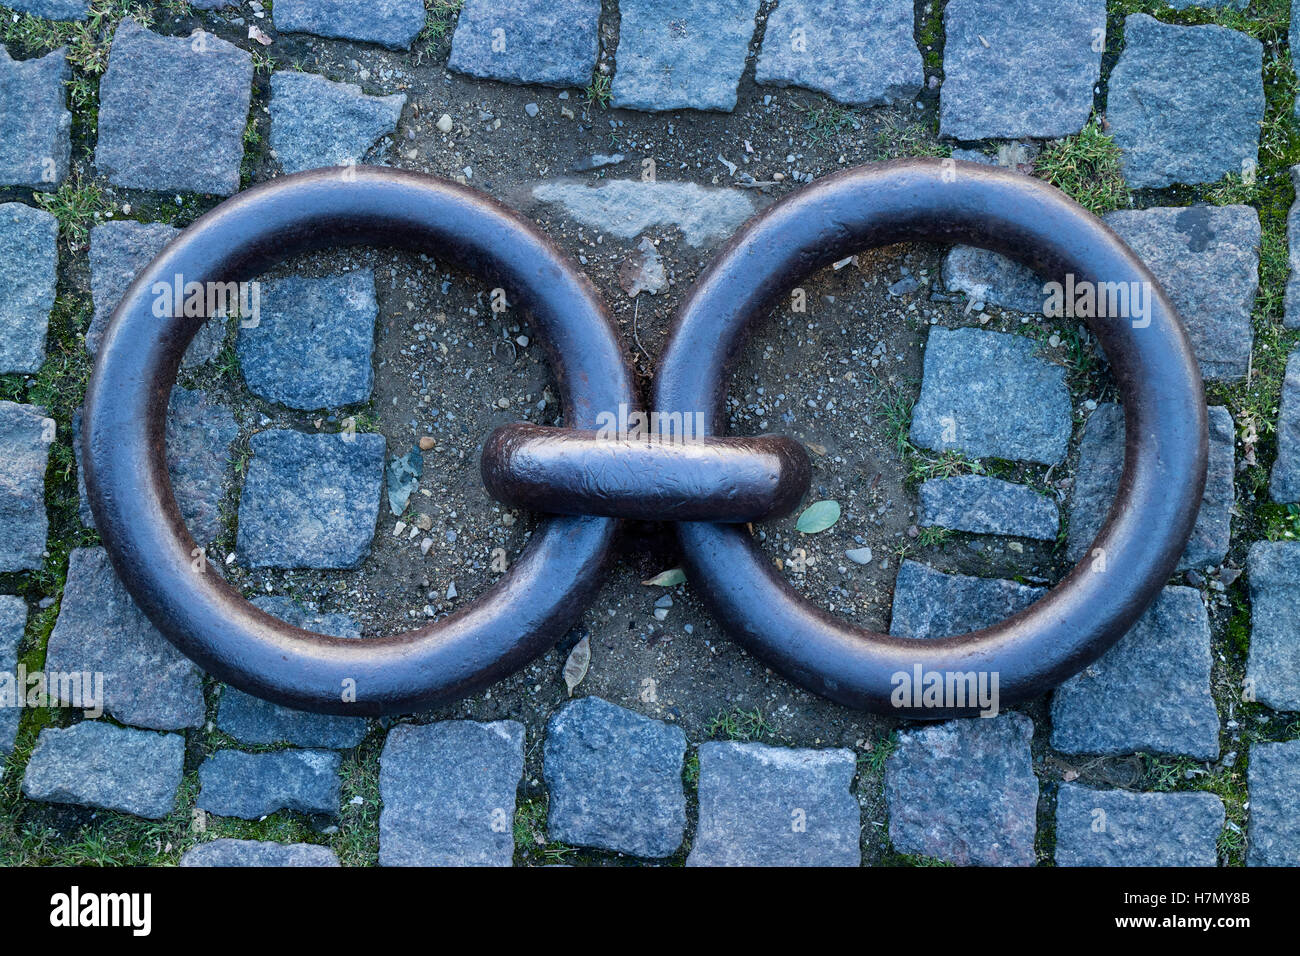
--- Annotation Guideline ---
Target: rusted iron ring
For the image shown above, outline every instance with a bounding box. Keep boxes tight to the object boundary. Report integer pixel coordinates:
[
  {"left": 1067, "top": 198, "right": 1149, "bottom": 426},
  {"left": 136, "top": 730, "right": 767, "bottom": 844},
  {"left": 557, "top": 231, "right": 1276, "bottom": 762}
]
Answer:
[
  {"left": 83, "top": 166, "right": 636, "bottom": 716},
  {"left": 653, "top": 159, "right": 1208, "bottom": 719}
]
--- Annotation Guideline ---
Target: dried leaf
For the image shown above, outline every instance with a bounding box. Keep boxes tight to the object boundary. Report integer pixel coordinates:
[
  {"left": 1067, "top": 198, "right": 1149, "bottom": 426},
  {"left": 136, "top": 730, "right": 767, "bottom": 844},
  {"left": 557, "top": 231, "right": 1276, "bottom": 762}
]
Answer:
[
  {"left": 642, "top": 567, "right": 686, "bottom": 587},
  {"left": 796, "top": 499, "right": 841, "bottom": 534},
  {"left": 563, "top": 634, "right": 590, "bottom": 697}
]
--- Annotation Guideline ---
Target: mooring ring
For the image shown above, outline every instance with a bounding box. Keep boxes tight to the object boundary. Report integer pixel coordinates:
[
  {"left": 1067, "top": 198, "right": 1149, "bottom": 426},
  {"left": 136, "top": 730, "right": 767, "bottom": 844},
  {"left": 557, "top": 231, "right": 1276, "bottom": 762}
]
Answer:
[
  {"left": 652, "top": 158, "right": 1208, "bottom": 719},
  {"left": 84, "top": 166, "right": 636, "bottom": 716}
]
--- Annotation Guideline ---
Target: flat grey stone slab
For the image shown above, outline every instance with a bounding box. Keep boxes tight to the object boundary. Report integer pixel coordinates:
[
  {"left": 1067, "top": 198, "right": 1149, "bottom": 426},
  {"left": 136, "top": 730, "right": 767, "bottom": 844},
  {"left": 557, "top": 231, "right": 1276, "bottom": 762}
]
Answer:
[
  {"left": 942, "top": 245, "right": 1044, "bottom": 314},
  {"left": 379, "top": 720, "right": 524, "bottom": 867},
  {"left": 0, "top": 401, "right": 53, "bottom": 573},
  {"left": 274, "top": 0, "right": 426, "bottom": 50},
  {"left": 890, "top": 560, "right": 1046, "bottom": 640},
  {"left": 448, "top": 0, "right": 601, "bottom": 89},
  {"left": 22, "top": 722, "right": 185, "bottom": 819},
  {"left": 1054, "top": 784, "right": 1223, "bottom": 867},
  {"left": 909, "top": 327, "right": 1072, "bottom": 465},
  {"left": 755, "top": 0, "right": 921, "bottom": 108},
  {"left": 939, "top": 0, "right": 1104, "bottom": 141},
  {"left": 198, "top": 749, "right": 341, "bottom": 819},
  {"left": 885, "top": 713, "right": 1038, "bottom": 866},
  {"left": 1105, "top": 205, "right": 1259, "bottom": 383},
  {"left": 1068, "top": 403, "right": 1235, "bottom": 571},
  {"left": 543, "top": 696, "right": 686, "bottom": 857},
  {"left": 532, "top": 179, "right": 754, "bottom": 247},
  {"left": 95, "top": 19, "right": 252, "bottom": 195},
  {"left": 0, "top": 46, "right": 70, "bottom": 190},
  {"left": 919, "top": 475, "right": 1058, "bottom": 540},
  {"left": 236, "top": 430, "right": 385, "bottom": 569},
  {"left": 611, "top": 0, "right": 760, "bottom": 112},
  {"left": 0, "top": 595, "right": 25, "bottom": 757},
  {"left": 269, "top": 71, "right": 405, "bottom": 175},
  {"left": 1051, "top": 586, "right": 1219, "bottom": 759},
  {"left": 7, "top": 1, "right": 89, "bottom": 18},
  {"left": 1246, "top": 541, "right": 1300, "bottom": 712},
  {"left": 1286, "top": 166, "right": 1300, "bottom": 329},
  {"left": 237, "top": 271, "right": 378, "bottom": 409},
  {"left": 217, "top": 596, "right": 368, "bottom": 749},
  {"left": 181, "top": 839, "right": 340, "bottom": 867},
  {"left": 1108, "top": 14, "right": 1263, "bottom": 189},
  {"left": 44, "top": 547, "right": 205, "bottom": 731},
  {"left": 0, "top": 203, "right": 57, "bottom": 374},
  {"left": 1270, "top": 351, "right": 1300, "bottom": 503},
  {"left": 1247, "top": 739, "right": 1300, "bottom": 866}
]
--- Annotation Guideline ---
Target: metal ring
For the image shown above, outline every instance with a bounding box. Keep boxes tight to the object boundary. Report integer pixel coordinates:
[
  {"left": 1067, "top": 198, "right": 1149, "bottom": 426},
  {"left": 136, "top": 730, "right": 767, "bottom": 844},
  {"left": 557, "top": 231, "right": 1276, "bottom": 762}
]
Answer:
[
  {"left": 84, "top": 166, "right": 637, "bottom": 716},
  {"left": 652, "top": 158, "right": 1208, "bottom": 719}
]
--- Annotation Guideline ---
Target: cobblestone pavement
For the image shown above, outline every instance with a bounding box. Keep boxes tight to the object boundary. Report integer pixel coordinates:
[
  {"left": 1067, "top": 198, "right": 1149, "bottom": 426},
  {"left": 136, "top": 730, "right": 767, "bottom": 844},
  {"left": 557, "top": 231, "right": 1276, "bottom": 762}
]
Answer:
[{"left": 1, "top": 0, "right": 1298, "bottom": 867}]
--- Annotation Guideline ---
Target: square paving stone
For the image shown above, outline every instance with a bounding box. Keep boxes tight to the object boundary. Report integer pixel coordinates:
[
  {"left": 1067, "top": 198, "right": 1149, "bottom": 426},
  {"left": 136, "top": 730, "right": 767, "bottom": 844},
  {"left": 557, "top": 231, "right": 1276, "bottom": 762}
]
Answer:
[
  {"left": 1068, "top": 403, "right": 1235, "bottom": 571},
  {"left": 1054, "top": 784, "right": 1223, "bottom": 867},
  {"left": 236, "top": 429, "right": 385, "bottom": 569},
  {"left": 1107, "top": 14, "right": 1263, "bottom": 189},
  {"left": 236, "top": 271, "right": 378, "bottom": 410},
  {"left": 0, "top": 203, "right": 57, "bottom": 374},
  {"left": 269, "top": 71, "right": 406, "bottom": 174},
  {"left": 44, "top": 547, "right": 206, "bottom": 731},
  {"left": 890, "top": 560, "right": 1046, "bottom": 640},
  {"left": 0, "top": 401, "right": 53, "bottom": 573},
  {"left": 95, "top": 19, "right": 252, "bottom": 196},
  {"left": 1050, "top": 586, "right": 1219, "bottom": 760},
  {"left": 448, "top": 0, "right": 601, "bottom": 89},
  {"left": 274, "top": 0, "right": 427, "bottom": 50},
  {"left": 686, "top": 742, "right": 859, "bottom": 867},
  {"left": 1246, "top": 739, "right": 1300, "bottom": 866},
  {"left": 939, "top": 0, "right": 1104, "bottom": 141},
  {"left": 918, "top": 475, "right": 1059, "bottom": 541},
  {"left": 941, "top": 245, "right": 1045, "bottom": 315},
  {"left": 1245, "top": 541, "right": 1300, "bottom": 712},
  {"left": 754, "top": 0, "right": 921, "bottom": 108},
  {"left": 1287, "top": 167, "right": 1300, "bottom": 328},
  {"left": 543, "top": 696, "right": 686, "bottom": 858},
  {"left": 379, "top": 720, "right": 525, "bottom": 867},
  {"left": 1270, "top": 351, "right": 1300, "bottom": 503},
  {"left": 885, "top": 713, "right": 1038, "bottom": 866},
  {"left": 908, "top": 327, "right": 1072, "bottom": 465},
  {"left": 22, "top": 722, "right": 185, "bottom": 819},
  {"left": 8, "top": 1, "right": 88, "bottom": 18},
  {"left": 0, "top": 46, "right": 71, "bottom": 190},
  {"left": 1104, "top": 205, "right": 1259, "bottom": 383},
  {"left": 197, "top": 749, "right": 341, "bottom": 819},
  {"left": 180, "top": 839, "right": 340, "bottom": 867},
  {"left": 611, "top": 0, "right": 761, "bottom": 113},
  {"left": 531, "top": 179, "right": 754, "bottom": 247},
  {"left": 0, "top": 595, "right": 25, "bottom": 757}
]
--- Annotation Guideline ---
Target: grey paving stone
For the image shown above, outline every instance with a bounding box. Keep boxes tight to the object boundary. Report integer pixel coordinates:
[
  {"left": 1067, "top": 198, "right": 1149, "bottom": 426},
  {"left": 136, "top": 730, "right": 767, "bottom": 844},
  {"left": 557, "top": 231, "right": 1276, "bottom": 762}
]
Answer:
[
  {"left": 543, "top": 696, "right": 686, "bottom": 858},
  {"left": 611, "top": 0, "right": 760, "bottom": 112},
  {"left": 269, "top": 71, "right": 405, "bottom": 175},
  {"left": 95, "top": 19, "right": 252, "bottom": 195},
  {"left": 687, "top": 742, "right": 859, "bottom": 867},
  {"left": 1270, "top": 351, "right": 1300, "bottom": 503},
  {"left": 919, "top": 475, "right": 1059, "bottom": 540},
  {"left": 1051, "top": 586, "right": 1219, "bottom": 760},
  {"left": 7, "top": 1, "right": 88, "bottom": 17},
  {"left": 939, "top": 0, "right": 1104, "bottom": 141},
  {"left": 1286, "top": 167, "right": 1300, "bottom": 329},
  {"left": 1245, "top": 541, "right": 1300, "bottom": 712},
  {"left": 22, "top": 722, "right": 184, "bottom": 819},
  {"left": 1104, "top": 205, "right": 1259, "bottom": 383},
  {"left": 754, "top": 0, "right": 921, "bottom": 108},
  {"left": 1246, "top": 739, "right": 1300, "bottom": 866},
  {"left": 941, "top": 245, "right": 1044, "bottom": 314},
  {"left": 908, "top": 327, "right": 1072, "bottom": 465},
  {"left": 217, "top": 596, "right": 368, "bottom": 749},
  {"left": 1054, "top": 784, "right": 1223, "bottom": 867},
  {"left": 379, "top": 720, "right": 524, "bottom": 867},
  {"left": 44, "top": 547, "right": 205, "bottom": 731},
  {"left": 180, "top": 839, "right": 340, "bottom": 867},
  {"left": 236, "top": 271, "right": 377, "bottom": 410},
  {"left": 0, "top": 596, "right": 25, "bottom": 758},
  {"left": 1107, "top": 14, "right": 1263, "bottom": 189},
  {"left": 448, "top": 0, "right": 601, "bottom": 89},
  {"left": 198, "top": 749, "right": 342, "bottom": 819},
  {"left": 890, "top": 560, "right": 1046, "bottom": 640},
  {"left": 0, "top": 46, "right": 71, "bottom": 189},
  {"left": 0, "top": 203, "right": 57, "bottom": 374},
  {"left": 532, "top": 179, "right": 754, "bottom": 248},
  {"left": 1068, "top": 404, "right": 1235, "bottom": 572},
  {"left": 236, "top": 430, "right": 385, "bottom": 569},
  {"left": 0, "top": 401, "right": 53, "bottom": 573},
  {"left": 274, "top": 0, "right": 426, "bottom": 50},
  {"left": 885, "top": 713, "right": 1038, "bottom": 866}
]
